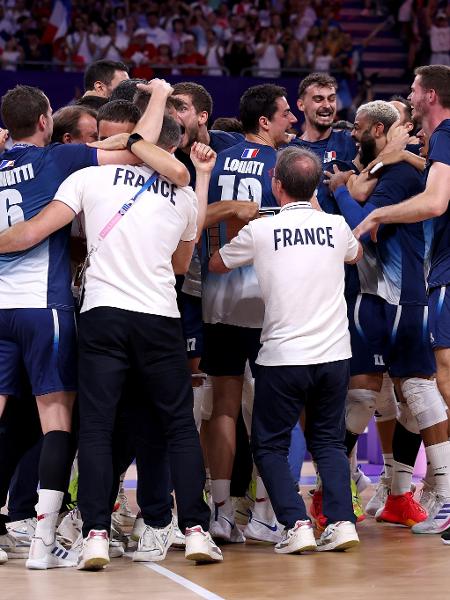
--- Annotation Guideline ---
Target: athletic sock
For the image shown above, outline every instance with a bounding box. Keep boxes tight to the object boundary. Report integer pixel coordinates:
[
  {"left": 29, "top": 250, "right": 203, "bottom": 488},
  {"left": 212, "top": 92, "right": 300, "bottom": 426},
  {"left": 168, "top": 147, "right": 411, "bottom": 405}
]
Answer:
[
  {"left": 211, "top": 479, "right": 232, "bottom": 511},
  {"left": 39, "top": 431, "right": 72, "bottom": 492},
  {"left": 382, "top": 453, "right": 394, "bottom": 481},
  {"left": 425, "top": 441, "right": 450, "bottom": 497},
  {"left": 345, "top": 430, "right": 359, "bottom": 457},
  {"left": 34, "top": 489, "right": 64, "bottom": 544},
  {"left": 391, "top": 461, "right": 414, "bottom": 495}
]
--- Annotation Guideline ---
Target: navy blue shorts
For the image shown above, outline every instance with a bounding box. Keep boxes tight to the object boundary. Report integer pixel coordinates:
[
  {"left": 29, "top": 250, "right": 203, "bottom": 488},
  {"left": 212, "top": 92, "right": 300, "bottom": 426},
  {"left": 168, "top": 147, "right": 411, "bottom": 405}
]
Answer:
[
  {"left": 0, "top": 308, "right": 78, "bottom": 396},
  {"left": 177, "top": 291, "right": 203, "bottom": 359},
  {"left": 384, "top": 303, "right": 436, "bottom": 377},
  {"left": 428, "top": 285, "right": 450, "bottom": 350},
  {"left": 200, "top": 323, "right": 261, "bottom": 377},
  {"left": 347, "top": 293, "right": 388, "bottom": 376}
]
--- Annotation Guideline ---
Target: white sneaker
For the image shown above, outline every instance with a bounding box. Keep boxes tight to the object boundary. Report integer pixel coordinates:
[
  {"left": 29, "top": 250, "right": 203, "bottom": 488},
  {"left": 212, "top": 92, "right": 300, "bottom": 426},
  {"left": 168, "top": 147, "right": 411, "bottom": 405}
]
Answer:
[
  {"left": 6, "top": 517, "right": 36, "bottom": 545},
  {"left": 419, "top": 481, "right": 435, "bottom": 513},
  {"left": 0, "top": 532, "right": 30, "bottom": 558},
  {"left": 352, "top": 465, "right": 371, "bottom": 494},
  {"left": 26, "top": 536, "right": 78, "bottom": 569},
  {"left": 365, "top": 477, "right": 391, "bottom": 517},
  {"left": 77, "top": 530, "right": 110, "bottom": 571},
  {"left": 171, "top": 515, "right": 185, "bottom": 548},
  {"left": 0, "top": 548, "right": 7, "bottom": 564},
  {"left": 130, "top": 514, "right": 145, "bottom": 542},
  {"left": 232, "top": 495, "right": 254, "bottom": 526},
  {"left": 112, "top": 486, "right": 135, "bottom": 528},
  {"left": 244, "top": 510, "right": 283, "bottom": 544},
  {"left": 411, "top": 494, "right": 450, "bottom": 534},
  {"left": 274, "top": 520, "right": 317, "bottom": 554},
  {"left": 317, "top": 521, "right": 360, "bottom": 552},
  {"left": 210, "top": 504, "right": 245, "bottom": 543},
  {"left": 133, "top": 521, "right": 174, "bottom": 562},
  {"left": 57, "top": 508, "right": 82, "bottom": 546},
  {"left": 185, "top": 526, "right": 223, "bottom": 562}
]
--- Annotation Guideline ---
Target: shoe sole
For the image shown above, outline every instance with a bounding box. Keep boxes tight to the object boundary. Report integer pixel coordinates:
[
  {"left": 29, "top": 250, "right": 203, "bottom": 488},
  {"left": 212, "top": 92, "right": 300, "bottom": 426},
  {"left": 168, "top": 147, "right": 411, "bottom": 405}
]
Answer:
[
  {"left": 78, "top": 556, "right": 110, "bottom": 570},
  {"left": 376, "top": 516, "right": 418, "bottom": 527},
  {"left": 317, "top": 539, "right": 360, "bottom": 552},
  {"left": 26, "top": 559, "right": 78, "bottom": 569},
  {"left": 441, "top": 538, "right": 450, "bottom": 545},
  {"left": 275, "top": 543, "right": 317, "bottom": 554},
  {"left": 133, "top": 553, "right": 167, "bottom": 562},
  {"left": 4, "top": 551, "right": 29, "bottom": 559},
  {"left": 245, "top": 536, "right": 279, "bottom": 545},
  {"left": 185, "top": 551, "right": 223, "bottom": 562}
]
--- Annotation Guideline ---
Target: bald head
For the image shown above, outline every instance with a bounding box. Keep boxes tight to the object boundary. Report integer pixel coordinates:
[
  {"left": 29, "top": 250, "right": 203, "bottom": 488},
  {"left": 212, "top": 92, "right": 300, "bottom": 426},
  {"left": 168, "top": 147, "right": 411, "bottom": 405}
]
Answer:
[{"left": 274, "top": 147, "right": 322, "bottom": 203}]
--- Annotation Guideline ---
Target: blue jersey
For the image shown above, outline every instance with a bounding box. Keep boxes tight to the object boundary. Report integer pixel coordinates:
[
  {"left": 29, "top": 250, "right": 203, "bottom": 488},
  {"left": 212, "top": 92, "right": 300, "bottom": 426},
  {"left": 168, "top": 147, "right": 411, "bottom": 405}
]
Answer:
[
  {"left": 0, "top": 143, "right": 97, "bottom": 310},
  {"left": 291, "top": 129, "right": 357, "bottom": 214},
  {"left": 427, "top": 119, "right": 450, "bottom": 288},
  {"left": 175, "top": 130, "right": 243, "bottom": 187},
  {"left": 203, "top": 140, "right": 277, "bottom": 328}
]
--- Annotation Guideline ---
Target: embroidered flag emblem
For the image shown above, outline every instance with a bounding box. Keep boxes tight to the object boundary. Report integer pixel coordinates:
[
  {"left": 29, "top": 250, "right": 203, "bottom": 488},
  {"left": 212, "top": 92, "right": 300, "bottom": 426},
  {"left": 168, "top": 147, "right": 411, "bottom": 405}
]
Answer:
[
  {"left": 0, "top": 159, "right": 15, "bottom": 170},
  {"left": 241, "top": 148, "right": 260, "bottom": 159},
  {"left": 323, "top": 151, "right": 336, "bottom": 163}
]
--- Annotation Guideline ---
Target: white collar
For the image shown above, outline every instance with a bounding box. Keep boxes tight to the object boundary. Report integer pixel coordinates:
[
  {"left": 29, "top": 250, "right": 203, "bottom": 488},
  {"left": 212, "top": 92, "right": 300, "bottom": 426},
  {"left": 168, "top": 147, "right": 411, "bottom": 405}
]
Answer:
[{"left": 280, "top": 201, "right": 312, "bottom": 212}]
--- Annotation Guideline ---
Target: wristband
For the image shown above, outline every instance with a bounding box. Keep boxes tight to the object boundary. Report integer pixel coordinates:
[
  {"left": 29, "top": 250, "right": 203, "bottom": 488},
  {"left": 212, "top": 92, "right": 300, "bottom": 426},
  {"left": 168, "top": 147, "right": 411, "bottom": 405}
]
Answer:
[{"left": 126, "top": 133, "right": 143, "bottom": 152}]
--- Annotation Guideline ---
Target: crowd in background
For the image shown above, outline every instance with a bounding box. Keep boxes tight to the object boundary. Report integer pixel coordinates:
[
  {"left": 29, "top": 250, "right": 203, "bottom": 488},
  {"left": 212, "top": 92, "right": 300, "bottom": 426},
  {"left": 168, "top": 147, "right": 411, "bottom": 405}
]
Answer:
[{"left": 0, "top": 0, "right": 448, "bottom": 78}]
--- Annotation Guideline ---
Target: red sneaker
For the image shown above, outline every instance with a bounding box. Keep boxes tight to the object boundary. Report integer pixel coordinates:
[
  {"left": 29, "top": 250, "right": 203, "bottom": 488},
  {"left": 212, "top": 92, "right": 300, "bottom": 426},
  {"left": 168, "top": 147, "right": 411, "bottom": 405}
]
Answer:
[
  {"left": 376, "top": 491, "right": 428, "bottom": 527},
  {"left": 309, "top": 490, "right": 327, "bottom": 531}
]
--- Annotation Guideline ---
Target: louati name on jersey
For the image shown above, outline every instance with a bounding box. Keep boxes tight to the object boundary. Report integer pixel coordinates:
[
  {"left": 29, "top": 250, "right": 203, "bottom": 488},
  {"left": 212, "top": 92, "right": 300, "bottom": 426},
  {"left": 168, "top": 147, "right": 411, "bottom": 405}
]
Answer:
[
  {"left": 0, "top": 162, "right": 35, "bottom": 187},
  {"left": 223, "top": 156, "right": 264, "bottom": 176}
]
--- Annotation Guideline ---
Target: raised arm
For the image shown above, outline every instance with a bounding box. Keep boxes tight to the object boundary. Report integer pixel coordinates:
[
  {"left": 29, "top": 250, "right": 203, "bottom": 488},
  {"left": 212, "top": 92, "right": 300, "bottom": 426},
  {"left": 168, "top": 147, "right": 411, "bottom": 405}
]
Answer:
[{"left": 190, "top": 142, "right": 217, "bottom": 241}]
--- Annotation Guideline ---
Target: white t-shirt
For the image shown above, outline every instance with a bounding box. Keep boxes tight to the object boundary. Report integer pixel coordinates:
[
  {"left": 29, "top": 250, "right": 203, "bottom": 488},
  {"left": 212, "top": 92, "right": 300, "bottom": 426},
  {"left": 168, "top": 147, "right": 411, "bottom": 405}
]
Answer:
[
  {"left": 55, "top": 164, "right": 198, "bottom": 317},
  {"left": 219, "top": 201, "right": 359, "bottom": 366}
]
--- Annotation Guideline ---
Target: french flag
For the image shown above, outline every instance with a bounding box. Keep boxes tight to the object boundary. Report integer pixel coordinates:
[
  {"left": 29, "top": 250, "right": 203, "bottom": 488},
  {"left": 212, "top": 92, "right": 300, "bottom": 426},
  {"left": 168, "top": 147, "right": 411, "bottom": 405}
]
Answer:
[
  {"left": 42, "top": 0, "right": 71, "bottom": 44},
  {"left": 241, "top": 148, "right": 259, "bottom": 159}
]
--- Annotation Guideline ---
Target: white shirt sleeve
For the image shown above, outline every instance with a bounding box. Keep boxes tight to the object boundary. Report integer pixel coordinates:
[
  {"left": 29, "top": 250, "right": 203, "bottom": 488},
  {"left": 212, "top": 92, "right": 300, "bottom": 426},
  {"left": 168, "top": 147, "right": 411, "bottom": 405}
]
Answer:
[
  {"left": 53, "top": 169, "right": 87, "bottom": 215},
  {"left": 342, "top": 218, "right": 359, "bottom": 262},
  {"left": 219, "top": 223, "right": 255, "bottom": 268},
  {"left": 180, "top": 188, "right": 198, "bottom": 242}
]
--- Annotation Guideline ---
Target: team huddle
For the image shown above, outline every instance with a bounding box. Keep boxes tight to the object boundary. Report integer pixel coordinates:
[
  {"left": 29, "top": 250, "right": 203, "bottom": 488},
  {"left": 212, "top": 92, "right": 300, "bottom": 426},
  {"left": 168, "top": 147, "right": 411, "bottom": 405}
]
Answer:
[{"left": 0, "top": 60, "right": 449, "bottom": 571}]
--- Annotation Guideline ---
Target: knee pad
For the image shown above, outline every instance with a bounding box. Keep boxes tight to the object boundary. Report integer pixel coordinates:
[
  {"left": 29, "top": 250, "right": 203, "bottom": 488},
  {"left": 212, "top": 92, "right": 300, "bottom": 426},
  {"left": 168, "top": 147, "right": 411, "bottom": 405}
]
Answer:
[
  {"left": 374, "top": 374, "right": 398, "bottom": 422},
  {"left": 192, "top": 385, "right": 203, "bottom": 432},
  {"left": 200, "top": 376, "right": 213, "bottom": 422},
  {"left": 397, "top": 401, "right": 420, "bottom": 434},
  {"left": 241, "top": 362, "right": 254, "bottom": 437},
  {"left": 345, "top": 389, "right": 377, "bottom": 435},
  {"left": 401, "top": 377, "right": 448, "bottom": 430}
]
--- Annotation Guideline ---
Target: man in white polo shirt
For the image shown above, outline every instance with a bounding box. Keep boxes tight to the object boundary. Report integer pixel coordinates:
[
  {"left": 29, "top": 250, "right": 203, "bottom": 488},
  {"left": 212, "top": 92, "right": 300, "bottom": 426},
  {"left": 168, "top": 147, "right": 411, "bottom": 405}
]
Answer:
[{"left": 209, "top": 146, "right": 362, "bottom": 554}]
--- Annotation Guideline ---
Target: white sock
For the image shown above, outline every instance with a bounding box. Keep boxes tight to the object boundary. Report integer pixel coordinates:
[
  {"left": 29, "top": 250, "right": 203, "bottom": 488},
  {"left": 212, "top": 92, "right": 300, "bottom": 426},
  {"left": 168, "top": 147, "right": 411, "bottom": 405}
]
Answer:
[
  {"left": 391, "top": 461, "right": 413, "bottom": 495},
  {"left": 211, "top": 479, "right": 232, "bottom": 510},
  {"left": 382, "top": 453, "right": 394, "bottom": 481},
  {"left": 253, "top": 476, "right": 277, "bottom": 522},
  {"left": 423, "top": 460, "right": 434, "bottom": 487},
  {"left": 426, "top": 441, "right": 450, "bottom": 497},
  {"left": 255, "top": 476, "right": 268, "bottom": 501},
  {"left": 34, "top": 489, "right": 64, "bottom": 544}
]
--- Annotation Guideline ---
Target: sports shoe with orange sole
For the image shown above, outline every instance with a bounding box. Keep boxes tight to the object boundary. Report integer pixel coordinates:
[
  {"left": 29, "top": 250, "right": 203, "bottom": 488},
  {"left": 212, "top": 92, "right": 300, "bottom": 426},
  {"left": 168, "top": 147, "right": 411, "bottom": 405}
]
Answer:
[{"left": 376, "top": 491, "right": 427, "bottom": 527}]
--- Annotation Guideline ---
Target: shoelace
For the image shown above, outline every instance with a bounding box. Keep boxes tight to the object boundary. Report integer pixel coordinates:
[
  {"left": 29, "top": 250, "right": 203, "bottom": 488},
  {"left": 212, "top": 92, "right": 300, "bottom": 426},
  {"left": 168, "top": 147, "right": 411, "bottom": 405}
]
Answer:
[{"left": 140, "top": 526, "right": 169, "bottom": 555}]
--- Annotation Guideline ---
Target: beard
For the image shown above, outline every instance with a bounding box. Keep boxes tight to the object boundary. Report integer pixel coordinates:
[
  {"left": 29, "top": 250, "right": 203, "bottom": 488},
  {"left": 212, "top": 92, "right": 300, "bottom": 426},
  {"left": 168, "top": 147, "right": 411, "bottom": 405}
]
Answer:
[
  {"left": 358, "top": 132, "right": 377, "bottom": 167},
  {"left": 312, "top": 111, "right": 335, "bottom": 132}
]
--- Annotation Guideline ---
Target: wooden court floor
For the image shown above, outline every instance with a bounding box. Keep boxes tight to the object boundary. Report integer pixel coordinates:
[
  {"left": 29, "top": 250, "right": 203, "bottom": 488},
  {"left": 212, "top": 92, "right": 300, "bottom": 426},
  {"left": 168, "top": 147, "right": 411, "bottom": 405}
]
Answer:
[{"left": 2, "top": 483, "right": 448, "bottom": 600}]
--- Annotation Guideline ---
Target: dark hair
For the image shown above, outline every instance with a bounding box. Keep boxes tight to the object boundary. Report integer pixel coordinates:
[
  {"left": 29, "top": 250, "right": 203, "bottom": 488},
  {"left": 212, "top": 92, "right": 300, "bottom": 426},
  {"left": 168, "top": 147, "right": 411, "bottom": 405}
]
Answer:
[
  {"left": 332, "top": 120, "right": 354, "bottom": 131},
  {"left": 210, "top": 117, "right": 244, "bottom": 133},
  {"left": 274, "top": 146, "right": 322, "bottom": 202},
  {"left": 1, "top": 85, "right": 49, "bottom": 139},
  {"left": 415, "top": 65, "right": 450, "bottom": 109},
  {"left": 52, "top": 105, "right": 97, "bottom": 143},
  {"left": 83, "top": 59, "right": 129, "bottom": 92},
  {"left": 110, "top": 78, "right": 147, "bottom": 102},
  {"left": 157, "top": 114, "right": 182, "bottom": 150},
  {"left": 97, "top": 100, "right": 141, "bottom": 126},
  {"left": 297, "top": 72, "right": 337, "bottom": 99},
  {"left": 239, "top": 84, "right": 287, "bottom": 134},
  {"left": 172, "top": 82, "right": 213, "bottom": 115},
  {"left": 389, "top": 95, "right": 413, "bottom": 122},
  {"left": 75, "top": 96, "right": 109, "bottom": 111}
]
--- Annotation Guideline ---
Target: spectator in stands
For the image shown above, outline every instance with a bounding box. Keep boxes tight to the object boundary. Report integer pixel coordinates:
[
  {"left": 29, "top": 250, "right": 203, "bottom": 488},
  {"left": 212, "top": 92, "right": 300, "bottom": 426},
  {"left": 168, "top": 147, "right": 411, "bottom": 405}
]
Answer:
[
  {"left": 224, "top": 30, "right": 254, "bottom": 76},
  {"left": 429, "top": 11, "right": 450, "bottom": 66},
  {"left": 204, "top": 29, "right": 224, "bottom": 76},
  {"left": 144, "top": 11, "right": 170, "bottom": 47},
  {"left": 23, "top": 29, "right": 51, "bottom": 69},
  {"left": 97, "top": 21, "right": 129, "bottom": 62},
  {"left": 255, "top": 27, "right": 284, "bottom": 77},
  {"left": 177, "top": 35, "right": 206, "bottom": 75},
  {"left": 169, "top": 18, "right": 189, "bottom": 57},
  {"left": 154, "top": 43, "right": 174, "bottom": 76},
  {"left": 289, "top": 0, "right": 317, "bottom": 42},
  {"left": 66, "top": 16, "right": 99, "bottom": 66},
  {"left": 123, "top": 28, "right": 157, "bottom": 80},
  {"left": 0, "top": 36, "right": 24, "bottom": 71}
]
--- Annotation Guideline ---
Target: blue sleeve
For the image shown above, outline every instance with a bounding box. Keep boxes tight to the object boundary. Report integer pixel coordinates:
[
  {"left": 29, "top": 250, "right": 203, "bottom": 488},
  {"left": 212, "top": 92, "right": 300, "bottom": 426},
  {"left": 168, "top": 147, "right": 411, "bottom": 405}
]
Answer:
[
  {"left": 49, "top": 143, "right": 98, "bottom": 179},
  {"left": 428, "top": 129, "right": 450, "bottom": 166},
  {"left": 368, "top": 163, "right": 423, "bottom": 209},
  {"left": 334, "top": 186, "right": 375, "bottom": 230}
]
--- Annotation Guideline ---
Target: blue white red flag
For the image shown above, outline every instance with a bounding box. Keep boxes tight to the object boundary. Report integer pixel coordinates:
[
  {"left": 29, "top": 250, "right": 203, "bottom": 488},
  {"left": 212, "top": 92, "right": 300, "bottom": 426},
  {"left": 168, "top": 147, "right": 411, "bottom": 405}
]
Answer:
[{"left": 42, "top": 0, "right": 71, "bottom": 44}]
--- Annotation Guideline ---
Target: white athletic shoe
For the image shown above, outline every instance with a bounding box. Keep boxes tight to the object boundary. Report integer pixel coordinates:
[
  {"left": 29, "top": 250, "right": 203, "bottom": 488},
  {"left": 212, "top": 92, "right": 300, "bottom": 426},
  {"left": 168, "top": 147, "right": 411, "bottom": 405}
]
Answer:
[
  {"left": 0, "top": 548, "right": 7, "bottom": 564},
  {"left": 6, "top": 517, "right": 36, "bottom": 545},
  {"left": 171, "top": 515, "right": 186, "bottom": 548},
  {"left": 0, "top": 532, "right": 30, "bottom": 558},
  {"left": 316, "top": 521, "right": 360, "bottom": 552},
  {"left": 26, "top": 536, "right": 78, "bottom": 569},
  {"left": 77, "top": 530, "right": 110, "bottom": 571},
  {"left": 57, "top": 508, "right": 82, "bottom": 546},
  {"left": 274, "top": 520, "right": 317, "bottom": 554},
  {"left": 131, "top": 514, "right": 145, "bottom": 542},
  {"left": 244, "top": 510, "right": 283, "bottom": 544},
  {"left": 210, "top": 504, "right": 245, "bottom": 543},
  {"left": 233, "top": 495, "right": 254, "bottom": 526},
  {"left": 352, "top": 465, "right": 371, "bottom": 494},
  {"left": 419, "top": 481, "right": 435, "bottom": 513},
  {"left": 411, "top": 494, "right": 450, "bottom": 534},
  {"left": 365, "top": 477, "right": 391, "bottom": 517},
  {"left": 133, "top": 521, "right": 174, "bottom": 562},
  {"left": 185, "top": 526, "right": 223, "bottom": 562},
  {"left": 112, "top": 486, "right": 135, "bottom": 528}
]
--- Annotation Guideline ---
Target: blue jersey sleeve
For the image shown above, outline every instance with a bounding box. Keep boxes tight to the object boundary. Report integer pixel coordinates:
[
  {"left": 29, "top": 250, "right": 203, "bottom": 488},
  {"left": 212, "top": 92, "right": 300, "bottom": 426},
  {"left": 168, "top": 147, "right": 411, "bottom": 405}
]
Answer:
[
  {"left": 334, "top": 185, "right": 373, "bottom": 232},
  {"left": 48, "top": 143, "right": 98, "bottom": 180},
  {"left": 428, "top": 125, "right": 450, "bottom": 166}
]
